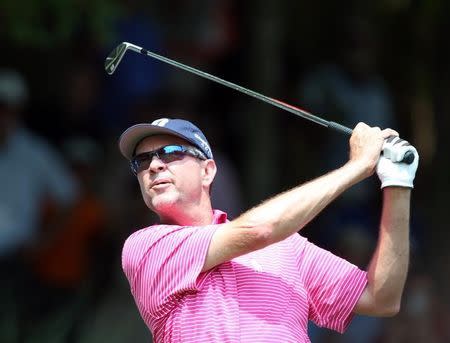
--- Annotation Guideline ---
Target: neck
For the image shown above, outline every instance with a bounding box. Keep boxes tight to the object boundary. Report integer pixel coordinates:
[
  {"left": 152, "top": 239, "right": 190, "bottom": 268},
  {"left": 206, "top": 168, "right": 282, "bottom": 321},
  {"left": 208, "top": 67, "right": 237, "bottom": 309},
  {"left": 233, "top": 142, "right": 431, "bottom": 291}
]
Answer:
[{"left": 158, "top": 201, "right": 214, "bottom": 226}]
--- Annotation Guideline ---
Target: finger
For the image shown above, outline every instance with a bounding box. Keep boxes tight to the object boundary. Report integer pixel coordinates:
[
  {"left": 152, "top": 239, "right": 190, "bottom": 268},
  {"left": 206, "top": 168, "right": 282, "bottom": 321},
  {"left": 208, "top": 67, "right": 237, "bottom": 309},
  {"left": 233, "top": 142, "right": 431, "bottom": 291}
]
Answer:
[
  {"left": 354, "top": 122, "right": 370, "bottom": 132},
  {"left": 371, "top": 126, "right": 381, "bottom": 134},
  {"left": 392, "top": 138, "right": 411, "bottom": 147},
  {"left": 381, "top": 128, "right": 399, "bottom": 139},
  {"left": 386, "top": 135, "right": 399, "bottom": 143}
]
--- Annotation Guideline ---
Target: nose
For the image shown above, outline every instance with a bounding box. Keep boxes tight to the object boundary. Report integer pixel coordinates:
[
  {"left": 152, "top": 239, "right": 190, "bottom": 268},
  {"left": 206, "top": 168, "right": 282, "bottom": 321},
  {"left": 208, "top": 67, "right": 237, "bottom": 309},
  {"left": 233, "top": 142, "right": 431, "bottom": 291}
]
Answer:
[{"left": 148, "top": 155, "right": 166, "bottom": 173}]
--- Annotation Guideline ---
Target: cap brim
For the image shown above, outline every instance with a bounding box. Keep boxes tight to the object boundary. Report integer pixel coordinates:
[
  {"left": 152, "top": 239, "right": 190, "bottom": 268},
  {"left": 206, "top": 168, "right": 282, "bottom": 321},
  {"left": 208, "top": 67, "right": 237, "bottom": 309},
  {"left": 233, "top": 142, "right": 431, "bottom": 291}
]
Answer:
[{"left": 119, "top": 124, "right": 193, "bottom": 160}]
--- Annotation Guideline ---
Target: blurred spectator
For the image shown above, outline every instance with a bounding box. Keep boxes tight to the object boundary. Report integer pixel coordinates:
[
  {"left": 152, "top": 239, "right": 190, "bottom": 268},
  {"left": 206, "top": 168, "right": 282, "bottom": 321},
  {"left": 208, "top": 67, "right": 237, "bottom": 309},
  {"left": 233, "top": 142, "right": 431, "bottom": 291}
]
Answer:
[
  {"left": 63, "top": 64, "right": 101, "bottom": 135},
  {"left": 210, "top": 152, "right": 243, "bottom": 219},
  {"left": 294, "top": 16, "right": 397, "bottom": 272},
  {"left": 77, "top": 266, "right": 152, "bottom": 343},
  {"left": 161, "top": 0, "right": 241, "bottom": 105},
  {"left": 99, "top": 0, "right": 168, "bottom": 135},
  {"left": 0, "top": 68, "right": 79, "bottom": 257},
  {"left": 0, "top": 68, "right": 79, "bottom": 340},
  {"left": 0, "top": 69, "right": 79, "bottom": 256},
  {"left": 32, "top": 137, "right": 107, "bottom": 288},
  {"left": 24, "top": 136, "right": 109, "bottom": 341},
  {"left": 163, "top": 0, "right": 239, "bottom": 64},
  {"left": 28, "top": 62, "right": 104, "bottom": 145},
  {"left": 298, "top": 16, "right": 395, "bottom": 205}
]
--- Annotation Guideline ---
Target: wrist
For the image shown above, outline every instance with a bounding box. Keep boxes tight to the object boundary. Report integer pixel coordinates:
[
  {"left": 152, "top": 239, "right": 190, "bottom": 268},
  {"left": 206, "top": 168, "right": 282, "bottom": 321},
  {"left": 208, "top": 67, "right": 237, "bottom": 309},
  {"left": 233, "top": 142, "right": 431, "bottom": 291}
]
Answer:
[
  {"left": 344, "top": 159, "right": 373, "bottom": 182},
  {"left": 382, "top": 187, "right": 411, "bottom": 217},
  {"left": 382, "top": 186, "right": 412, "bottom": 195},
  {"left": 380, "top": 179, "right": 413, "bottom": 189},
  {"left": 382, "top": 187, "right": 412, "bottom": 206}
]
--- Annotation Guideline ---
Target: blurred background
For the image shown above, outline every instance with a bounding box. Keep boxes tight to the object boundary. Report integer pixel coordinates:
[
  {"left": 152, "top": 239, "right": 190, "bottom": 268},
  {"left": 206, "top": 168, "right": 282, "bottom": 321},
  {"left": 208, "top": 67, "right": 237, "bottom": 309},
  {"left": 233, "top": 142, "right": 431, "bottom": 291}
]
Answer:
[{"left": 0, "top": 0, "right": 449, "bottom": 342}]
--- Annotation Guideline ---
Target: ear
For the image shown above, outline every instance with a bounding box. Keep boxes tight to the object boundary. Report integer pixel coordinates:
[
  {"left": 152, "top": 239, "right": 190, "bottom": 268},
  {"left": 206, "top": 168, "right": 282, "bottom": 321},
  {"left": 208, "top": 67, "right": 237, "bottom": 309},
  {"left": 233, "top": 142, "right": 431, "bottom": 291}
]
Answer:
[{"left": 201, "top": 159, "right": 217, "bottom": 188}]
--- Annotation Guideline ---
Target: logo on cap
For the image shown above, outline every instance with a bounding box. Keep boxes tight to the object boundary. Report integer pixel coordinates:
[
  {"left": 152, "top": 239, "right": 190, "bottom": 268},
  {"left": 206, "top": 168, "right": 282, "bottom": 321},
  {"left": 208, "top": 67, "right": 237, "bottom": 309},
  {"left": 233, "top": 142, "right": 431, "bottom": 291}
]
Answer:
[{"left": 151, "top": 118, "right": 170, "bottom": 127}]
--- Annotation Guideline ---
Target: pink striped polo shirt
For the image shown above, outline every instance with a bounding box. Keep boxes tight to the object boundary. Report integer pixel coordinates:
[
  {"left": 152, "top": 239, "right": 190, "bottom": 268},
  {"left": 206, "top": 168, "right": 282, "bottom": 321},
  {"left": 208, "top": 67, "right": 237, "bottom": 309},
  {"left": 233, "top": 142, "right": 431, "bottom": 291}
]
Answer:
[{"left": 122, "top": 210, "right": 367, "bottom": 342}]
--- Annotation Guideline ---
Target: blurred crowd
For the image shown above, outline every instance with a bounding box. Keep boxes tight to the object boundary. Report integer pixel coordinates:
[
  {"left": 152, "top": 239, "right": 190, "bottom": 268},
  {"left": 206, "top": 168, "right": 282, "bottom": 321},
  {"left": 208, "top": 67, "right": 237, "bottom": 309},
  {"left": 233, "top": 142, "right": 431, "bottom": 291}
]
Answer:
[{"left": 1, "top": 1, "right": 449, "bottom": 342}]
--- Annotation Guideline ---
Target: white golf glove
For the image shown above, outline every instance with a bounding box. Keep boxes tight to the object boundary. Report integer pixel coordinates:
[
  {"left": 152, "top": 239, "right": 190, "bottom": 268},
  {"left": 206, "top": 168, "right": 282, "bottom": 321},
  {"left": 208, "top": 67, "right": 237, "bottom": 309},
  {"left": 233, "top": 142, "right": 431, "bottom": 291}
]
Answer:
[{"left": 376, "top": 136, "right": 419, "bottom": 189}]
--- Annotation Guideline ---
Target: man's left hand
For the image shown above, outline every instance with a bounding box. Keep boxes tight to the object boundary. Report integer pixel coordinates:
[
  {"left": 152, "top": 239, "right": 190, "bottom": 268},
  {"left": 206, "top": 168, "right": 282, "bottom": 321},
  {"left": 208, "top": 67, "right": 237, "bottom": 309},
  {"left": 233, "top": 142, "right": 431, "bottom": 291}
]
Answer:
[{"left": 376, "top": 137, "right": 419, "bottom": 189}]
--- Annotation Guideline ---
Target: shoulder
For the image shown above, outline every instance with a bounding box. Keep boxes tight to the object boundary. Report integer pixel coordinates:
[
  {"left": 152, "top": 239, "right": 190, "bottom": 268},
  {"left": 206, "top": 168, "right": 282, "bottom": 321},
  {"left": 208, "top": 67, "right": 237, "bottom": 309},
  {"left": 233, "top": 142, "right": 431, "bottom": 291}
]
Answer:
[
  {"left": 122, "top": 224, "right": 180, "bottom": 256},
  {"left": 286, "top": 232, "right": 308, "bottom": 250},
  {"left": 121, "top": 224, "right": 176, "bottom": 278},
  {"left": 121, "top": 224, "right": 219, "bottom": 275},
  {"left": 122, "top": 223, "right": 222, "bottom": 304}
]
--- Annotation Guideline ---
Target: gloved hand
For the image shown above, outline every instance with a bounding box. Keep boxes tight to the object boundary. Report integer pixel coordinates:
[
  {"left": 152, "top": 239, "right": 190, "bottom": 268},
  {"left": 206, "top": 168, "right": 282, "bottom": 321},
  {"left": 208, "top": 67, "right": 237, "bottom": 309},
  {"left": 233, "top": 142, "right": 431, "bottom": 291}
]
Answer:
[{"left": 376, "top": 136, "right": 419, "bottom": 189}]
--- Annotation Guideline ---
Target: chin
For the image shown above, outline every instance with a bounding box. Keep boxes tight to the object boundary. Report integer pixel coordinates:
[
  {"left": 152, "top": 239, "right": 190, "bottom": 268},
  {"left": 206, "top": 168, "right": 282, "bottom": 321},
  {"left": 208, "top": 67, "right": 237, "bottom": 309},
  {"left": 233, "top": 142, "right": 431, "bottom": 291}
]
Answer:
[{"left": 149, "top": 192, "right": 180, "bottom": 213}]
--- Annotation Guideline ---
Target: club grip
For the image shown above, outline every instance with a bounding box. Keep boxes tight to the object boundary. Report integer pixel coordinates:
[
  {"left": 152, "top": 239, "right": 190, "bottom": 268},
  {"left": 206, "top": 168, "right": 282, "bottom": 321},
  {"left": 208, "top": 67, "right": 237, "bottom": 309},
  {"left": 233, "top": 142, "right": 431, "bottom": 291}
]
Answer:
[
  {"left": 401, "top": 150, "right": 415, "bottom": 164},
  {"left": 329, "top": 123, "right": 415, "bottom": 165},
  {"left": 385, "top": 135, "right": 416, "bottom": 165},
  {"left": 327, "top": 121, "right": 353, "bottom": 135}
]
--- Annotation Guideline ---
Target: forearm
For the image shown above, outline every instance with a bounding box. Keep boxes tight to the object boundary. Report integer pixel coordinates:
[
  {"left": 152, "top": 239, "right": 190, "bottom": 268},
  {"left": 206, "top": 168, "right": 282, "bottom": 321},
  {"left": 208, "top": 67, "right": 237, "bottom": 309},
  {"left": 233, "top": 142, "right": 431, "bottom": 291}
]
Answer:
[
  {"left": 234, "top": 160, "right": 368, "bottom": 244},
  {"left": 366, "top": 187, "right": 411, "bottom": 314}
]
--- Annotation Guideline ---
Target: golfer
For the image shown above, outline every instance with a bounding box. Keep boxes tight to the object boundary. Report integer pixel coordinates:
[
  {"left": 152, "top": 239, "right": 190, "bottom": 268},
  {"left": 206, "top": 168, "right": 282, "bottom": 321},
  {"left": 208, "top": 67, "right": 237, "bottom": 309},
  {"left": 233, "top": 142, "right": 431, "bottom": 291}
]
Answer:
[{"left": 119, "top": 118, "right": 418, "bottom": 342}]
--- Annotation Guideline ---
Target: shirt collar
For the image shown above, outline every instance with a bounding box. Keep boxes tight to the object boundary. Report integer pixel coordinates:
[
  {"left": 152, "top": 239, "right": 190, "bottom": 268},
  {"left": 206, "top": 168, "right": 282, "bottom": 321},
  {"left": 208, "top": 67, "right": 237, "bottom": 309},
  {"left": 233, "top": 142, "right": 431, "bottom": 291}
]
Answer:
[{"left": 212, "top": 209, "right": 228, "bottom": 224}]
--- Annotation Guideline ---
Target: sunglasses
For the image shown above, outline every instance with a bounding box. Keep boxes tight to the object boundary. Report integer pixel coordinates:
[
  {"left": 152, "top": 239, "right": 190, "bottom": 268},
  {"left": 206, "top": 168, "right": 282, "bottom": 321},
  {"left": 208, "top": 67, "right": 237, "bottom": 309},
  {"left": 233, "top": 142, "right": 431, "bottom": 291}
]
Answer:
[{"left": 130, "top": 144, "right": 207, "bottom": 175}]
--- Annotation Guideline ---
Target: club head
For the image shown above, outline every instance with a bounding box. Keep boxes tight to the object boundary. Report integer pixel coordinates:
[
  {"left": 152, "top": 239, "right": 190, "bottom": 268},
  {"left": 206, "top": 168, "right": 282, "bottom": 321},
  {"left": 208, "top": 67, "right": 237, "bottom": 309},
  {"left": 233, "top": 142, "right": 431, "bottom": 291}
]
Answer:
[{"left": 105, "top": 42, "right": 129, "bottom": 75}]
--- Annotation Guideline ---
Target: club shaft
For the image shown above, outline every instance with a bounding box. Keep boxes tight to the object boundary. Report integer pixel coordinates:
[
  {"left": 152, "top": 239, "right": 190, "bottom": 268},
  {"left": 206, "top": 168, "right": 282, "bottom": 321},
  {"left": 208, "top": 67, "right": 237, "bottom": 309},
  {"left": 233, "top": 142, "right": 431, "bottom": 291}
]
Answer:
[
  {"left": 109, "top": 42, "right": 416, "bottom": 164},
  {"left": 125, "top": 43, "right": 353, "bottom": 135}
]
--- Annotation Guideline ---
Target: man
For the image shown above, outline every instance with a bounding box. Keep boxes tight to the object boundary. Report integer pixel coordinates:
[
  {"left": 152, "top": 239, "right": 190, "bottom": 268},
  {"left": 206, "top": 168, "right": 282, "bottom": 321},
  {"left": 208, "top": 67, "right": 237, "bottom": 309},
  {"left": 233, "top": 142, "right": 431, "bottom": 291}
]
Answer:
[
  {"left": 0, "top": 69, "right": 79, "bottom": 256},
  {"left": 119, "top": 117, "right": 418, "bottom": 342},
  {"left": 0, "top": 69, "right": 79, "bottom": 340}
]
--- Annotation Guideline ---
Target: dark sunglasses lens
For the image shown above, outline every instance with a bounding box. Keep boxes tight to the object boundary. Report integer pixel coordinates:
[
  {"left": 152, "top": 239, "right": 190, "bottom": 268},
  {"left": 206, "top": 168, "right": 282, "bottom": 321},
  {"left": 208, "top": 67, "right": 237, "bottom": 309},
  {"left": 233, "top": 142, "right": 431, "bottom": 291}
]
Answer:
[
  {"left": 159, "top": 146, "right": 185, "bottom": 163},
  {"left": 133, "top": 155, "right": 152, "bottom": 174},
  {"left": 131, "top": 146, "right": 189, "bottom": 174}
]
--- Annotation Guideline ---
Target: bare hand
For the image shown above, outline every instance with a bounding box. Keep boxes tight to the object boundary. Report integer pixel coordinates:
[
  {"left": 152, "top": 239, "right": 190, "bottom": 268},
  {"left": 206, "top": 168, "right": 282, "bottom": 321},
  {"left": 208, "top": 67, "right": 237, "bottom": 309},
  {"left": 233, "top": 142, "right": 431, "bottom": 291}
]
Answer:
[{"left": 349, "top": 122, "right": 399, "bottom": 177}]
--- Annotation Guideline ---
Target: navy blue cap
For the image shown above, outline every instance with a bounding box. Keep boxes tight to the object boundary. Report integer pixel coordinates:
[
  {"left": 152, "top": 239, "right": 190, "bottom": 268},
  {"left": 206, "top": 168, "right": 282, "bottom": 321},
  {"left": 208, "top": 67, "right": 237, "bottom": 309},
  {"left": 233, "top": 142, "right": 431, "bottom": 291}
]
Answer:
[{"left": 119, "top": 118, "right": 213, "bottom": 160}]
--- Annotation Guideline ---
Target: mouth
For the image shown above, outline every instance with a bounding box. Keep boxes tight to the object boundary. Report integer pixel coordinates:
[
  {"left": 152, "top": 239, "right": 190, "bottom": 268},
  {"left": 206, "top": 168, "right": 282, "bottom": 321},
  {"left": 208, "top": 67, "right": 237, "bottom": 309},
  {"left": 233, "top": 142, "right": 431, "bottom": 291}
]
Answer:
[{"left": 151, "top": 179, "right": 172, "bottom": 189}]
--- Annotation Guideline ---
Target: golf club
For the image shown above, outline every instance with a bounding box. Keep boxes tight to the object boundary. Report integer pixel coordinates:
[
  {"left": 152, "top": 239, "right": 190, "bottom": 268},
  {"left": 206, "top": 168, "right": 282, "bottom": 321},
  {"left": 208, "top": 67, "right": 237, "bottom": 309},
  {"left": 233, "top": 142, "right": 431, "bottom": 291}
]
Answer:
[{"left": 105, "top": 42, "right": 414, "bottom": 164}]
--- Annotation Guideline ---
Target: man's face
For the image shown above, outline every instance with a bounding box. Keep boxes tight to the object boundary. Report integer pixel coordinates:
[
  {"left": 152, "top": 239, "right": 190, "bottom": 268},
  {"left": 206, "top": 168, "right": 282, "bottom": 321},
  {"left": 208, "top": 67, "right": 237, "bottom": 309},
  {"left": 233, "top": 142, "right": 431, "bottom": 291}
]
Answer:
[{"left": 134, "top": 134, "right": 209, "bottom": 214}]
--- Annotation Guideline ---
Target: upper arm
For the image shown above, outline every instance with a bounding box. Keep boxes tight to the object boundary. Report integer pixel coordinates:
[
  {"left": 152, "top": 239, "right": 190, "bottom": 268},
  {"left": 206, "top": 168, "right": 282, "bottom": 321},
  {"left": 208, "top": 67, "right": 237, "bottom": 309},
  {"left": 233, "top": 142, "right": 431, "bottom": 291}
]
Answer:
[
  {"left": 122, "top": 225, "right": 219, "bottom": 318},
  {"left": 298, "top": 240, "right": 367, "bottom": 333},
  {"left": 201, "top": 222, "right": 270, "bottom": 272}
]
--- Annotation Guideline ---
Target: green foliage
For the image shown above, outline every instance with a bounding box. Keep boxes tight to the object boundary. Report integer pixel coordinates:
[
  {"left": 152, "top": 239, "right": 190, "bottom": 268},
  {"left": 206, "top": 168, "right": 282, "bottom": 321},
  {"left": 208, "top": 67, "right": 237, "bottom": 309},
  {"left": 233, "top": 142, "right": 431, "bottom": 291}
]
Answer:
[{"left": 1, "top": 0, "right": 121, "bottom": 47}]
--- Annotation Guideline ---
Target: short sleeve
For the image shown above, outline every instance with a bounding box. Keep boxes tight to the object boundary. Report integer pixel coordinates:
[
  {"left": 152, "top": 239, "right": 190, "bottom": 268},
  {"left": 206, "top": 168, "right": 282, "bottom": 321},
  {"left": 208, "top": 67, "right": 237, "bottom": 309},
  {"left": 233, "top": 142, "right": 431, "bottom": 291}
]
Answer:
[
  {"left": 292, "top": 235, "right": 367, "bottom": 333},
  {"left": 122, "top": 224, "right": 220, "bottom": 319}
]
